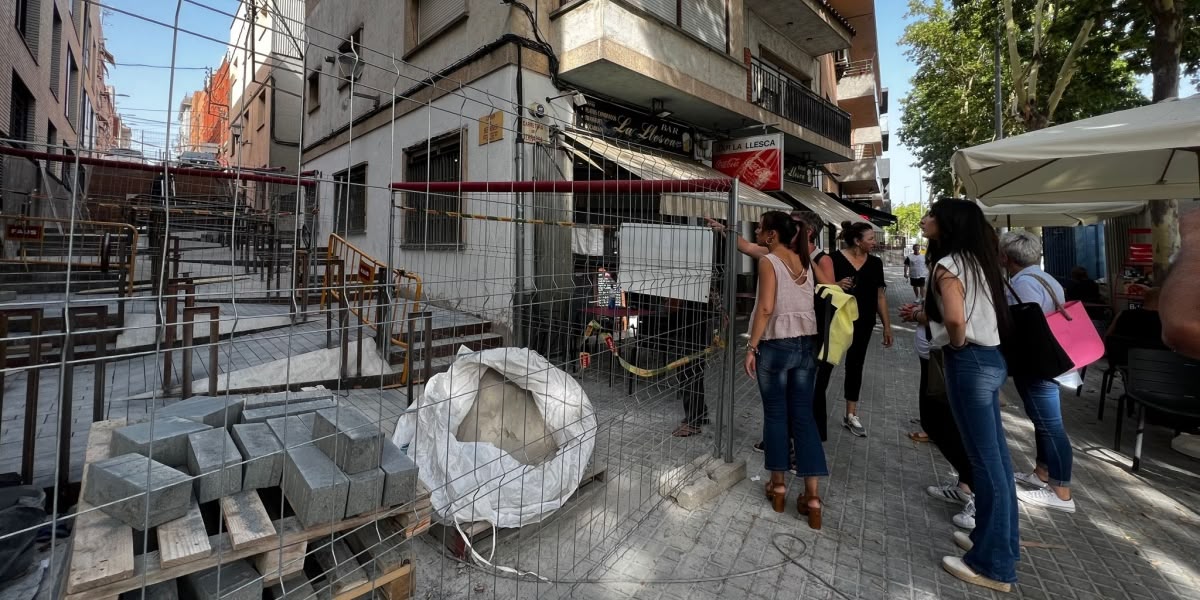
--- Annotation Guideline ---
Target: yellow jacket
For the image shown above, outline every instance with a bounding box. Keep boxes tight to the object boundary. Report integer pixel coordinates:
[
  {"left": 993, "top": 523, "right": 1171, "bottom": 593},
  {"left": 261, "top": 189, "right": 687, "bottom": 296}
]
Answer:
[{"left": 815, "top": 284, "right": 859, "bottom": 365}]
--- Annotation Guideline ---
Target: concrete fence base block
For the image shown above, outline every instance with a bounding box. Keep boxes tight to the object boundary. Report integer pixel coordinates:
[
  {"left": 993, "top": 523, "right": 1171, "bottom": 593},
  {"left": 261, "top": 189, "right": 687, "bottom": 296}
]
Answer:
[{"left": 669, "top": 457, "right": 746, "bottom": 510}]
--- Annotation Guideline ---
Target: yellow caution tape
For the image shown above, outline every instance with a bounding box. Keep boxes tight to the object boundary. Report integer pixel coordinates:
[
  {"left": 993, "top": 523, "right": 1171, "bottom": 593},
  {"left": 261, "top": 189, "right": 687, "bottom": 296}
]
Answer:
[{"left": 578, "top": 320, "right": 725, "bottom": 378}]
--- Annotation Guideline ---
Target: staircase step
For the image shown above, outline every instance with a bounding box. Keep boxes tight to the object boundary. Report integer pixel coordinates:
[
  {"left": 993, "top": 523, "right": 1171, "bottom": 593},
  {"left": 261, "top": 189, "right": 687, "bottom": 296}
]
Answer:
[{"left": 390, "top": 332, "right": 504, "bottom": 363}]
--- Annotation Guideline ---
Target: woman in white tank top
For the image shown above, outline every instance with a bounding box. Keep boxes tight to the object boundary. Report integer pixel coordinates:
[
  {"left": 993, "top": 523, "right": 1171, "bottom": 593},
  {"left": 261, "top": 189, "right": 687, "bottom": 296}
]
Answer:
[{"left": 745, "top": 211, "right": 827, "bottom": 529}]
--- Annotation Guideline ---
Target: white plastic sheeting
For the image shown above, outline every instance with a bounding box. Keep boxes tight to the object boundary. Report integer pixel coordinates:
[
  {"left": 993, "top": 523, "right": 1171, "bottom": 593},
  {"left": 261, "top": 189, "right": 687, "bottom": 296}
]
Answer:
[{"left": 392, "top": 347, "right": 597, "bottom": 528}]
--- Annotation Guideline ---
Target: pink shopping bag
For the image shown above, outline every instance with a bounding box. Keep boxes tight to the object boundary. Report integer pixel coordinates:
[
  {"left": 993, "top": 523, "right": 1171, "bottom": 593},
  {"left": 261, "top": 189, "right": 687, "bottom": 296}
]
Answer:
[{"left": 1045, "top": 300, "right": 1104, "bottom": 369}]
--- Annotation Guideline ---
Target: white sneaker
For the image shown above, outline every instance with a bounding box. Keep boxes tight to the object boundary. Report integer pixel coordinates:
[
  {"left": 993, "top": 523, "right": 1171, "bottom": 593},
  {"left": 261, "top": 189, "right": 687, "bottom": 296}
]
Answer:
[
  {"left": 844, "top": 414, "right": 866, "bottom": 437},
  {"left": 952, "top": 531, "right": 974, "bottom": 552},
  {"left": 953, "top": 498, "right": 977, "bottom": 530},
  {"left": 1017, "top": 487, "right": 1076, "bottom": 513},
  {"left": 1014, "top": 471, "right": 1048, "bottom": 489},
  {"left": 926, "top": 481, "right": 970, "bottom": 505},
  {"left": 941, "top": 556, "right": 1012, "bottom": 593}
]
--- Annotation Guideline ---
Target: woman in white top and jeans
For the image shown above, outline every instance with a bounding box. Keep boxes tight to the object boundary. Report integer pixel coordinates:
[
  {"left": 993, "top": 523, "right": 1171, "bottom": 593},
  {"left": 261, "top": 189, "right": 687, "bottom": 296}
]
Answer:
[
  {"left": 909, "top": 200, "right": 1018, "bottom": 592},
  {"left": 745, "top": 211, "right": 826, "bottom": 529}
]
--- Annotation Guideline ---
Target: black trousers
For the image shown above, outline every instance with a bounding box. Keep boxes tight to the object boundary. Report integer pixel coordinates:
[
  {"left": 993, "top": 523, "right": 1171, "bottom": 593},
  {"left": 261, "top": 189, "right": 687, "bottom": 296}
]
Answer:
[
  {"left": 919, "top": 357, "right": 974, "bottom": 489},
  {"left": 678, "top": 362, "right": 708, "bottom": 425},
  {"left": 813, "top": 360, "right": 834, "bottom": 441},
  {"left": 843, "top": 319, "right": 876, "bottom": 403}
]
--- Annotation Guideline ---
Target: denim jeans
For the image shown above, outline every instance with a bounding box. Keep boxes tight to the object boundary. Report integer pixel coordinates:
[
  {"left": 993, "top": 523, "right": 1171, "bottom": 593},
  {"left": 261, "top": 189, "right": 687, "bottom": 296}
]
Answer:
[
  {"left": 756, "top": 336, "right": 827, "bottom": 477},
  {"left": 944, "top": 343, "right": 1019, "bottom": 584},
  {"left": 1014, "top": 376, "right": 1072, "bottom": 486}
]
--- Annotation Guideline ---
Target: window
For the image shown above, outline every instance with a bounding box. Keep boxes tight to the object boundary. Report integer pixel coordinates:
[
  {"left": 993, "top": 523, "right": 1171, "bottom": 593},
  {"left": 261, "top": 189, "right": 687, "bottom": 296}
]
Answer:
[
  {"left": 257, "top": 90, "right": 267, "bottom": 130},
  {"left": 333, "top": 163, "right": 367, "bottom": 235},
  {"left": 306, "top": 70, "right": 320, "bottom": 111},
  {"left": 625, "top": 0, "right": 726, "bottom": 52},
  {"left": 15, "top": 0, "right": 41, "bottom": 55},
  {"left": 65, "top": 55, "right": 79, "bottom": 126},
  {"left": 412, "top": 0, "right": 466, "bottom": 44},
  {"left": 9, "top": 76, "right": 35, "bottom": 146},
  {"left": 336, "top": 28, "right": 363, "bottom": 89},
  {"left": 47, "top": 123, "right": 58, "bottom": 177},
  {"left": 50, "top": 10, "right": 62, "bottom": 97},
  {"left": 403, "top": 133, "right": 462, "bottom": 247}
]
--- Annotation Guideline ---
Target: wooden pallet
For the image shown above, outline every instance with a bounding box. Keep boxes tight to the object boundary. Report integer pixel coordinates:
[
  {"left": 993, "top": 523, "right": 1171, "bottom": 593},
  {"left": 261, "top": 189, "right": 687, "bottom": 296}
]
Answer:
[
  {"left": 65, "top": 418, "right": 433, "bottom": 600},
  {"left": 432, "top": 464, "right": 607, "bottom": 559}
]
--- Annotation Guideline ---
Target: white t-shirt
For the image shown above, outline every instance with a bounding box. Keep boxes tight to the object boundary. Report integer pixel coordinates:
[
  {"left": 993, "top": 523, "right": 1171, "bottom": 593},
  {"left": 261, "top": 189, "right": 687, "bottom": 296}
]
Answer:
[
  {"left": 906, "top": 252, "right": 928, "bottom": 279},
  {"left": 928, "top": 254, "right": 1002, "bottom": 348}
]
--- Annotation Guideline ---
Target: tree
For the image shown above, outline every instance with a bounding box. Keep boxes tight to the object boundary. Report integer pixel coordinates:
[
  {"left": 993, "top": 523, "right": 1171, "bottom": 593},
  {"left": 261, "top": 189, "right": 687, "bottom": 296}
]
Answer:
[
  {"left": 899, "top": 0, "right": 1145, "bottom": 197},
  {"left": 887, "top": 203, "right": 926, "bottom": 242}
]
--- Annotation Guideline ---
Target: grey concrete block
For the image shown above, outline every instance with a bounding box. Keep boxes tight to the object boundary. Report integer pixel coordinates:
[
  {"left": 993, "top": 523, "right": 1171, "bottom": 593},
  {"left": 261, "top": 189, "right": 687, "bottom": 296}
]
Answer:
[
  {"left": 243, "top": 389, "right": 334, "bottom": 411},
  {"left": 186, "top": 428, "right": 243, "bottom": 503},
  {"left": 312, "top": 406, "right": 382, "bottom": 474},
  {"left": 180, "top": 560, "right": 262, "bottom": 600},
  {"left": 344, "top": 468, "right": 384, "bottom": 517},
  {"left": 241, "top": 398, "right": 337, "bottom": 424},
  {"left": 119, "top": 579, "right": 178, "bottom": 600},
  {"left": 379, "top": 440, "right": 418, "bottom": 507},
  {"left": 266, "top": 416, "right": 313, "bottom": 449},
  {"left": 265, "top": 576, "right": 325, "bottom": 600},
  {"left": 110, "top": 417, "right": 212, "bottom": 468},
  {"left": 159, "top": 395, "right": 244, "bottom": 428},
  {"left": 231, "top": 423, "right": 283, "bottom": 489},
  {"left": 310, "top": 539, "right": 367, "bottom": 593},
  {"left": 281, "top": 445, "right": 349, "bottom": 528},
  {"left": 83, "top": 453, "right": 192, "bottom": 530}
]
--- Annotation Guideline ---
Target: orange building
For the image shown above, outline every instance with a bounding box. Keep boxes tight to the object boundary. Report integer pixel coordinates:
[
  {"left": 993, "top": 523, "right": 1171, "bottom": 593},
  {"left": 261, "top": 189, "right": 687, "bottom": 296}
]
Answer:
[{"left": 185, "top": 58, "right": 231, "bottom": 155}]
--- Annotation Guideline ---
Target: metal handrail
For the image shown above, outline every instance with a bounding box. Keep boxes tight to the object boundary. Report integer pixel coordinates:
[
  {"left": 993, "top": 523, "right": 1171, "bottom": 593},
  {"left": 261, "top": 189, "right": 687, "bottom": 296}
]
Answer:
[
  {"left": 839, "top": 58, "right": 874, "bottom": 79},
  {"left": 0, "top": 214, "right": 139, "bottom": 295},
  {"left": 749, "top": 58, "right": 851, "bottom": 147}
]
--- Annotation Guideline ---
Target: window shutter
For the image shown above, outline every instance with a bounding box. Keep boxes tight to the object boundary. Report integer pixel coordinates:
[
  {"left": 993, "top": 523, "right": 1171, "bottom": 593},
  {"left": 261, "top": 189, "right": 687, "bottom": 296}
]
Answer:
[
  {"left": 681, "top": 0, "right": 725, "bottom": 51},
  {"left": 418, "top": 0, "right": 467, "bottom": 42},
  {"left": 625, "top": 0, "right": 675, "bottom": 24}
]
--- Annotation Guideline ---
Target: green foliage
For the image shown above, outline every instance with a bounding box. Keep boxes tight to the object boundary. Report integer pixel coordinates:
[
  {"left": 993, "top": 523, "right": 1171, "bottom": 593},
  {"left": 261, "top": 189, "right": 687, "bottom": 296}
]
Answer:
[
  {"left": 887, "top": 203, "right": 926, "bottom": 241},
  {"left": 899, "top": 0, "right": 1146, "bottom": 197}
]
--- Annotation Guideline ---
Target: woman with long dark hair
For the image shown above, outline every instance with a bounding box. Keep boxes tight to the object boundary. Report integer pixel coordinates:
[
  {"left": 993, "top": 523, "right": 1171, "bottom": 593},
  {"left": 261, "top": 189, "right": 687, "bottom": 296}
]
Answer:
[
  {"left": 831, "top": 221, "right": 894, "bottom": 437},
  {"left": 911, "top": 200, "right": 1017, "bottom": 592},
  {"left": 745, "top": 211, "right": 825, "bottom": 528}
]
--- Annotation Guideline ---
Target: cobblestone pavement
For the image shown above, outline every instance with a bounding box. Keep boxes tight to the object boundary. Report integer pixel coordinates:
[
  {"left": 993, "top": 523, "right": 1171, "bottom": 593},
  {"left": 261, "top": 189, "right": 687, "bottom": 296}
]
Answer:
[{"left": 409, "top": 266, "right": 1200, "bottom": 600}]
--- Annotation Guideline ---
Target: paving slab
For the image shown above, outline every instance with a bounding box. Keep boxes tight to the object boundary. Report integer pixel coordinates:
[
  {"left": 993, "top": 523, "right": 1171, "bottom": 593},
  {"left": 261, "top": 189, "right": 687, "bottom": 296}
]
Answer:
[
  {"left": 266, "top": 415, "right": 314, "bottom": 449},
  {"left": 243, "top": 389, "right": 335, "bottom": 411},
  {"left": 241, "top": 398, "right": 337, "bottom": 424},
  {"left": 110, "top": 417, "right": 212, "bottom": 468},
  {"left": 312, "top": 405, "right": 383, "bottom": 474},
  {"left": 83, "top": 453, "right": 192, "bottom": 530},
  {"left": 180, "top": 560, "right": 262, "bottom": 600},
  {"left": 230, "top": 423, "right": 283, "bottom": 489},
  {"left": 186, "top": 428, "right": 243, "bottom": 503},
  {"left": 158, "top": 395, "right": 245, "bottom": 428},
  {"left": 281, "top": 444, "right": 349, "bottom": 528},
  {"left": 379, "top": 440, "right": 418, "bottom": 508}
]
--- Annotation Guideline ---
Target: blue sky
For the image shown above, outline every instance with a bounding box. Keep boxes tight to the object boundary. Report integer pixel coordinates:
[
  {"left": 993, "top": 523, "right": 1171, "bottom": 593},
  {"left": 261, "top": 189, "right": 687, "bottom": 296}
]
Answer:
[{"left": 102, "top": 0, "right": 238, "bottom": 158}]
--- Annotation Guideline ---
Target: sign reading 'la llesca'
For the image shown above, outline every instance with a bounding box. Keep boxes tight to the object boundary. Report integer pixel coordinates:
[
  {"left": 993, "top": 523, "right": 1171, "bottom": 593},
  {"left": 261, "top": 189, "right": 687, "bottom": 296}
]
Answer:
[
  {"left": 712, "top": 133, "right": 784, "bottom": 192},
  {"left": 575, "top": 98, "right": 694, "bottom": 155}
]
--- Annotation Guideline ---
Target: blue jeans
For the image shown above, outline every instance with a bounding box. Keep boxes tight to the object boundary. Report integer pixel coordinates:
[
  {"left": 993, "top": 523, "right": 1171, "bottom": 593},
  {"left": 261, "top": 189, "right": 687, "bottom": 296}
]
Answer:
[
  {"left": 1014, "top": 376, "right": 1072, "bottom": 486},
  {"left": 944, "top": 344, "right": 1019, "bottom": 584},
  {"left": 756, "top": 337, "right": 827, "bottom": 477}
]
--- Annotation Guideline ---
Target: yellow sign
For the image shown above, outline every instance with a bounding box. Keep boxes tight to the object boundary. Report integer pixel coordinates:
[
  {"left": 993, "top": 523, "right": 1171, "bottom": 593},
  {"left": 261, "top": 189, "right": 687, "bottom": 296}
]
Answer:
[{"left": 478, "top": 111, "right": 504, "bottom": 145}]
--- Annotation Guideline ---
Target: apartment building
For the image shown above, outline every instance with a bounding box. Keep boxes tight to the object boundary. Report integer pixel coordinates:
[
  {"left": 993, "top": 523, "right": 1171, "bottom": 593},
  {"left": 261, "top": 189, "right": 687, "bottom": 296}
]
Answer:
[
  {"left": 1, "top": 0, "right": 115, "bottom": 217},
  {"left": 179, "top": 58, "right": 232, "bottom": 158},
  {"left": 225, "top": 0, "right": 304, "bottom": 210},
  {"left": 828, "top": 0, "right": 890, "bottom": 212},
  {"left": 300, "top": 0, "right": 880, "bottom": 335}
]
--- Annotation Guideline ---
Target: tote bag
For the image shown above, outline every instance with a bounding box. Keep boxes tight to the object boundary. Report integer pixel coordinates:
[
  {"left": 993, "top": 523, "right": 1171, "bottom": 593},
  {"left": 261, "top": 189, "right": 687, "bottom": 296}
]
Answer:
[
  {"left": 1003, "top": 280, "right": 1075, "bottom": 379},
  {"left": 1028, "top": 275, "right": 1105, "bottom": 370}
]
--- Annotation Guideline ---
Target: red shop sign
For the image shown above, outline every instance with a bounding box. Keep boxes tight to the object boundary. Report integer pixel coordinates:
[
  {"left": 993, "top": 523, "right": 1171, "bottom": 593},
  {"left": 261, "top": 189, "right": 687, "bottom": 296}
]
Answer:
[
  {"left": 5, "top": 224, "right": 44, "bottom": 241},
  {"left": 712, "top": 133, "right": 784, "bottom": 192}
]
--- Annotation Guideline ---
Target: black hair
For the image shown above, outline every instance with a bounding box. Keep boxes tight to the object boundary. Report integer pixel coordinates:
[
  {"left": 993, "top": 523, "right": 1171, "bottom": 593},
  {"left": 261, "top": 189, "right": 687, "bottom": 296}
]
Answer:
[
  {"left": 840, "top": 221, "right": 872, "bottom": 246},
  {"left": 761, "top": 210, "right": 810, "bottom": 270},
  {"left": 923, "top": 200, "right": 1011, "bottom": 336}
]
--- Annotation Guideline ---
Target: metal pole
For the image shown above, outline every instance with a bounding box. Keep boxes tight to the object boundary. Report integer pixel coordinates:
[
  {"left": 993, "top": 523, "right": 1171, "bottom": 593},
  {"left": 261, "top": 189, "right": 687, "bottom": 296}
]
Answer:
[
  {"left": 719, "top": 179, "right": 740, "bottom": 463},
  {"left": 994, "top": 13, "right": 1004, "bottom": 140}
]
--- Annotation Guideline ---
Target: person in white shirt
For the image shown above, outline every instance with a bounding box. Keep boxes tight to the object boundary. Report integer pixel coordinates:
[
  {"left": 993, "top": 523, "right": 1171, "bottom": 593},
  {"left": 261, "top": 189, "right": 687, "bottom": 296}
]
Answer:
[
  {"left": 904, "top": 244, "right": 929, "bottom": 300},
  {"left": 998, "top": 231, "right": 1077, "bottom": 514}
]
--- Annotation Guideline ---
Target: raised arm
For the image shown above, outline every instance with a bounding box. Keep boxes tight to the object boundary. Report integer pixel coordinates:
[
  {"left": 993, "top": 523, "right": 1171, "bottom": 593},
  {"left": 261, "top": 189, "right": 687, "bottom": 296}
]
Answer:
[
  {"left": 706, "top": 218, "right": 767, "bottom": 260},
  {"left": 1160, "top": 210, "right": 1200, "bottom": 358},
  {"left": 813, "top": 254, "right": 835, "bottom": 285}
]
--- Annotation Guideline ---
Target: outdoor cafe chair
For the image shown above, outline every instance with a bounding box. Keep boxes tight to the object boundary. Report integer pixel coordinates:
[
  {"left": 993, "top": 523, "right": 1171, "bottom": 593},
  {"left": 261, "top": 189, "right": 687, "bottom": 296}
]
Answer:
[{"left": 1124, "top": 349, "right": 1200, "bottom": 472}]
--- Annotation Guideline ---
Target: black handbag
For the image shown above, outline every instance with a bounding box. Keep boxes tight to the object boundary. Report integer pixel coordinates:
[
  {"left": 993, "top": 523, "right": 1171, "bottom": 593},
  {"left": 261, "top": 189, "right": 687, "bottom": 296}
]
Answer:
[{"left": 1002, "top": 280, "right": 1075, "bottom": 379}]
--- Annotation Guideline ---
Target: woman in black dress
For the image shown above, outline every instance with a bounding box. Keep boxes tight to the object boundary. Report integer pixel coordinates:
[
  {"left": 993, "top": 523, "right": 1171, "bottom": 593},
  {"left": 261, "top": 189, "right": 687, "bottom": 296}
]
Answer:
[{"left": 831, "top": 221, "right": 894, "bottom": 437}]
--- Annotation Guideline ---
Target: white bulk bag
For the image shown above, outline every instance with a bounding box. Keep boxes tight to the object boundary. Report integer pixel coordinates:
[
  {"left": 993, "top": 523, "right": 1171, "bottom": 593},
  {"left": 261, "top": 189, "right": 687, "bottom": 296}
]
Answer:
[{"left": 392, "top": 347, "right": 597, "bottom": 528}]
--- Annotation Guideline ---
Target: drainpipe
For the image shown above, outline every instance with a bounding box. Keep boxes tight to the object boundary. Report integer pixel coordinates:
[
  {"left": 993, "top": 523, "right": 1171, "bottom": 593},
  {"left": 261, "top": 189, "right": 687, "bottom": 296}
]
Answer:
[{"left": 513, "top": 44, "right": 526, "bottom": 345}]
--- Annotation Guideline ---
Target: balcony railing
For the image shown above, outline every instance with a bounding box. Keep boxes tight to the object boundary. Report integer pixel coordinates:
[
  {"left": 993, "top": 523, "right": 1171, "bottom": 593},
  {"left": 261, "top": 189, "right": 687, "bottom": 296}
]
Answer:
[
  {"left": 836, "top": 58, "right": 873, "bottom": 80},
  {"left": 853, "top": 143, "right": 880, "bottom": 160},
  {"left": 750, "top": 58, "right": 851, "bottom": 147}
]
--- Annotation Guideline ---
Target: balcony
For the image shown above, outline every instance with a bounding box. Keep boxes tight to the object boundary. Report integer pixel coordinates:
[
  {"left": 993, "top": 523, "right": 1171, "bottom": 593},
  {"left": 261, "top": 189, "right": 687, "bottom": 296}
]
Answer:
[
  {"left": 744, "top": 0, "right": 854, "bottom": 56},
  {"left": 836, "top": 58, "right": 880, "bottom": 129},
  {"left": 829, "top": 144, "right": 882, "bottom": 196},
  {"left": 750, "top": 58, "right": 851, "bottom": 147}
]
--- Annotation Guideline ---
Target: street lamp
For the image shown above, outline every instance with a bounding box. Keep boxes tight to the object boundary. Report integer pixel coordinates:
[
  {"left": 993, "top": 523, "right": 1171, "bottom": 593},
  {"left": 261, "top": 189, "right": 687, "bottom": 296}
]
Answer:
[{"left": 229, "top": 119, "right": 244, "bottom": 144}]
